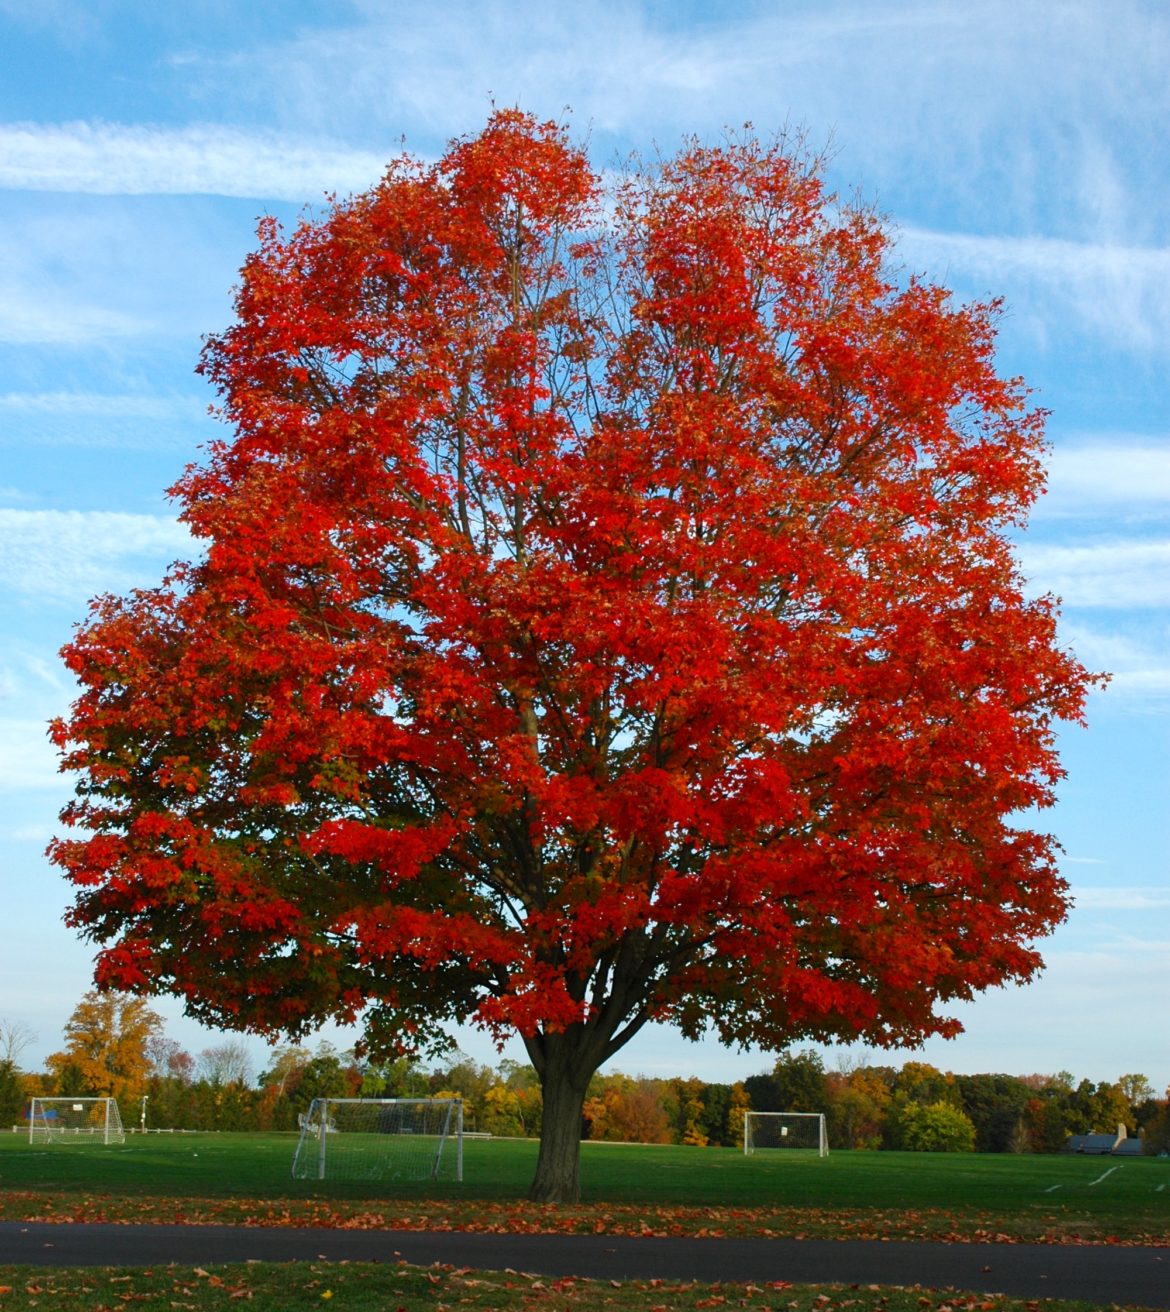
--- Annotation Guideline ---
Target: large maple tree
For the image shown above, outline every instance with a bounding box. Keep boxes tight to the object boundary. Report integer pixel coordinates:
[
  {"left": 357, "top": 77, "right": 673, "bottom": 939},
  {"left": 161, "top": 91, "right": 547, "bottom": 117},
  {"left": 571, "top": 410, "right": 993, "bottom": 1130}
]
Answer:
[{"left": 51, "top": 111, "right": 1095, "bottom": 1201}]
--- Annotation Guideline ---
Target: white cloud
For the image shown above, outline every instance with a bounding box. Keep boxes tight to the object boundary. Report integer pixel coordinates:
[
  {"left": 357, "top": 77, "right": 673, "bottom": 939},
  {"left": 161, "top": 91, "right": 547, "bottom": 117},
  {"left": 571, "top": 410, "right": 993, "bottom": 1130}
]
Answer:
[
  {"left": 900, "top": 228, "right": 1170, "bottom": 353},
  {"left": 0, "top": 289, "right": 145, "bottom": 345},
  {"left": 1017, "top": 539, "right": 1170, "bottom": 608},
  {"left": 1073, "top": 886, "right": 1170, "bottom": 911},
  {"left": 0, "top": 392, "right": 215, "bottom": 450},
  {"left": 0, "top": 391, "right": 199, "bottom": 418},
  {"left": 0, "top": 645, "right": 68, "bottom": 698},
  {"left": 212, "top": 0, "right": 1170, "bottom": 247},
  {"left": 1032, "top": 619, "right": 1170, "bottom": 705},
  {"left": 1105, "top": 669, "right": 1170, "bottom": 697},
  {"left": 1057, "top": 620, "right": 1167, "bottom": 669},
  {"left": 0, "top": 121, "right": 389, "bottom": 201},
  {"left": 901, "top": 231, "right": 1170, "bottom": 292},
  {"left": 0, "top": 509, "right": 192, "bottom": 604},
  {"left": 1041, "top": 439, "right": 1170, "bottom": 517},
  {"left": 0, "top": 206, "right": 197, "bottom": 346},
  {"left": 4, "top": 822, "right": 55, "bottom": 843},
  {"left": 0, "top": 717, "right": 62, "bottom": 791}
]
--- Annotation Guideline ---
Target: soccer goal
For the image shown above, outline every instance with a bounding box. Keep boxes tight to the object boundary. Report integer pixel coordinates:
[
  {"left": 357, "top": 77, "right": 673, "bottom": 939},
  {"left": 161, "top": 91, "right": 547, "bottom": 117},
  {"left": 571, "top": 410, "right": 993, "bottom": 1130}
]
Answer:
[
  {"left": 28, "top": 1096, "right": 125, "bottom": 1145},
  {"left": 744, "top": 1111, "right": 828, "bottom": 1157},
  {"left": 291, "top": 1097, "right": 464, "bottom": 1183}
]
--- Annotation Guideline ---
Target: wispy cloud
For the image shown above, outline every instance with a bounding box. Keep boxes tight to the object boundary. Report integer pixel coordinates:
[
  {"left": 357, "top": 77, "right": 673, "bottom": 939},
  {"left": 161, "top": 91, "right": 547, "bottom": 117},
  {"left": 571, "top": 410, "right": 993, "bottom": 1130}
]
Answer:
[
  {"left": 4, "top": 822, "right": 56, "bottom": 843},
  {"left": 0, "top": 716, "right": 62, "bottom": 792},
  {"left": 1018, "top": 540, "right": 1170, "bottom": 608},
  {"left": 0, "top": 199, "right": 241, "bottom": 347},
  {"left": 0, "top": 644, "right": 68, "bottom": 700},
  {"left": 1058, "top": 621, "right": 1166, "bottom": 669},
  {"left": 900, "top": 228, "right": 1170, "bottom": 353},
  {"left": 0, "top": 122, "right": 388, "bottom": 200},
  {"left": 1047, "top": 619, "right": 1170, "bottom": 703},
  {"left": 12, "top": 2, "right": 1155, "bottom": 247},
  {"left": 1041, "top": 439, "right": 1170, "bottom": 517},
  {"left": 0, "top": 391, "right": 215, "bottom": 449},
  {"left": 0, "top": 288, "right": 145, "bottom": 345},
  {"left": 0, "top": 391, "right": 198, "bottom": 418},
  {"left": 216, "top": 0, "right": 1170, "bottom": 242},
  {"left": 0, "top": 509, "right": 192, "bottom": 604},
  {"left": 1073, "top": 886, "right": 1170, "bottom": 911},
  {"left": 1104, "top": 669, "right": 1170, "bottom": 698}
]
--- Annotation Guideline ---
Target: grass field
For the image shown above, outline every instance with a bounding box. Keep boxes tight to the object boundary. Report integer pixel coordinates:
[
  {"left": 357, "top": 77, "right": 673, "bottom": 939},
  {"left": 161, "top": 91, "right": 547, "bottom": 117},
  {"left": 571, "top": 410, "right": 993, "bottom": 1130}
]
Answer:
[
  {"left": 1, "top": 1134, "right": 1167, "bottom": 1311},
  {"left": 1, "top": 1132, "right": 1167, "bottom": 1243}
]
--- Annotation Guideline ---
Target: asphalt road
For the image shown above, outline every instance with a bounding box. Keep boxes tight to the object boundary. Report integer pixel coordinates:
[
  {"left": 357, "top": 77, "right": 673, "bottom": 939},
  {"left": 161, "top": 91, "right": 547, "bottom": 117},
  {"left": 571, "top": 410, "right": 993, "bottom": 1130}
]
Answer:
[{"left": 1, "top": 1222, "right": 1168, "bottom": 1307}]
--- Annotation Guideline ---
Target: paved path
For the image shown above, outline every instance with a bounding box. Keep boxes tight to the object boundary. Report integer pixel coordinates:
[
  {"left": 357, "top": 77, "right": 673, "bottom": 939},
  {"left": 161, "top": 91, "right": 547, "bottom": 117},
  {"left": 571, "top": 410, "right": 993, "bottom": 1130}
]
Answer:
[{"left": 2, "top": 1222, "right": 1168, "bottom": 1307}]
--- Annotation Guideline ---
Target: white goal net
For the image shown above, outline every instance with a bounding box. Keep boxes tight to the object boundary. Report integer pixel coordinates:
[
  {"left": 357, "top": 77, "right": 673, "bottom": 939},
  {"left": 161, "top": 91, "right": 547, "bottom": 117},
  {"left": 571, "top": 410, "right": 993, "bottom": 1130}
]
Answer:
[
  {"left": 28, "top": 1096, "right": 125, "bottom": 1144},
  {"left": 291, "top": 1097, "right": 464, "bottom": 1183},
  {"left": 744, "top": 1111, "right": 828, "bottom": 1157}
]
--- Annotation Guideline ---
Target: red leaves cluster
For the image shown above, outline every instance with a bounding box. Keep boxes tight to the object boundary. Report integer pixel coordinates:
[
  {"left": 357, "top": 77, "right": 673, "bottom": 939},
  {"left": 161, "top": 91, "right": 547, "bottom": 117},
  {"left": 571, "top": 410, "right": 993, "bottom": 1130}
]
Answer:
[{"left": 51, "top": 112, "right": 1097, "bottom": 1086}]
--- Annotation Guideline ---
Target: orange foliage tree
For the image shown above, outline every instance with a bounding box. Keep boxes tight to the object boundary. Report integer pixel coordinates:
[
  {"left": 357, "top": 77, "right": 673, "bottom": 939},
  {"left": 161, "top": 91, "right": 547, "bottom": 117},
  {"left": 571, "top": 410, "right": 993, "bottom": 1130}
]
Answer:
[
  {"left": 51, "top": 111, "right": 1096, "bottom": 1202},
  {"left": 584, "top": 1073, "right": 672, "bottom": 1144}
]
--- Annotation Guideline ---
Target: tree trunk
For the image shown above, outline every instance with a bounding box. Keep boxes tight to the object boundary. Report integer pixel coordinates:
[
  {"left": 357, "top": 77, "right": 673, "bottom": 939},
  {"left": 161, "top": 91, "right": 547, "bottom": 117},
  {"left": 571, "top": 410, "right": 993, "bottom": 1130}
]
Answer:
[{"left": 526, "top": 1035, "right": 594, "bottom": 1203}]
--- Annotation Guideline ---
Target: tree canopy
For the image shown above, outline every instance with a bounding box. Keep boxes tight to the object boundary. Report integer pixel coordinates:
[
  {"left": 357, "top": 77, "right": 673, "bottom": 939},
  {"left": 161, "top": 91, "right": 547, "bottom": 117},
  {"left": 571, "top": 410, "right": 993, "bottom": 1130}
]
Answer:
[
  {"left": 46, "top": 989, "right": 163, "bottom": 1103},
  {"left": 51, "top": 110, "right": 1096, "bottom": 1200}
]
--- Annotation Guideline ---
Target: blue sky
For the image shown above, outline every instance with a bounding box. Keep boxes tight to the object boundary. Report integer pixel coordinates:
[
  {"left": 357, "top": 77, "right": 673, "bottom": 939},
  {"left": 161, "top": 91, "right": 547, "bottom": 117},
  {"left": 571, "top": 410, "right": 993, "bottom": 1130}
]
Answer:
[{"left": 1, "top": 0, "right": 1167, "bottom": 1091}]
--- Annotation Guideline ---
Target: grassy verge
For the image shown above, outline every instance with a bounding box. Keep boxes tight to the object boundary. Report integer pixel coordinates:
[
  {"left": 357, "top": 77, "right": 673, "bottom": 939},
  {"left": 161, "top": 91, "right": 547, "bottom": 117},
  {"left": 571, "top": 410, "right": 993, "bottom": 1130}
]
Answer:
[
  {"left": 0, "top": 1262, "right": 1151, "bottom": 1312},
  {"left": 5, "top": 1190, "right": 1167, "bottom": 1246},
  {"left": 1, "top": 1135, "right": 1166, "bottom": 1245}
]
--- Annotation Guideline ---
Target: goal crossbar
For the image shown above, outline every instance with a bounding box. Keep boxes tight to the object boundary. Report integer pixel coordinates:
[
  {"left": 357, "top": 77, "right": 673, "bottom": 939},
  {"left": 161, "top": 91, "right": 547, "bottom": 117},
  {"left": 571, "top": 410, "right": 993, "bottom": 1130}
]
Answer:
[
  {"left": 291, "top": 1097, "right": 464, "bottom": 1183},
  {"left": 744, "top": 1111, "right": 828, "bottom": 1157},
  {"left": 28, "top": 1096, "right": 125, "bottom": 1145}
]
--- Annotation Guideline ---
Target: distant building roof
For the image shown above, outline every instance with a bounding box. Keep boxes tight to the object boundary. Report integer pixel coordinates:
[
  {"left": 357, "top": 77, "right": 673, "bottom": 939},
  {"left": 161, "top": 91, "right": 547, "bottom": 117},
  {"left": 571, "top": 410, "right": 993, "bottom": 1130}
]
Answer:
[
  {"left": 1112, "top": 1137, "right": 1145, "bottom": 1156},
  {"left": 1066, "top": 1132, "right": 1117, "bottom": 1153},
  {"left": 1066, "top": 1126, "right": 1143, "bottom": 1156}
]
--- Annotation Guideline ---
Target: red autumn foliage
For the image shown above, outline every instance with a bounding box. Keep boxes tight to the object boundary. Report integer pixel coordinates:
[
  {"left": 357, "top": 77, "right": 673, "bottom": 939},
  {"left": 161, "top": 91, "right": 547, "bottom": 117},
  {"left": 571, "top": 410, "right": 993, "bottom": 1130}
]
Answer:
[{"left": 50, "top": 111, "right": 1097, "bottom": 1202}]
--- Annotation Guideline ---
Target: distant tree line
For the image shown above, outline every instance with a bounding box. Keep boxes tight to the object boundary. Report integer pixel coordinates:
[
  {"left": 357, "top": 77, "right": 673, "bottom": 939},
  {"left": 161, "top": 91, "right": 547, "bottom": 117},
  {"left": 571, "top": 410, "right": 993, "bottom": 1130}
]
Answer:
[
  {"left": 4, "top": 997, "right": 1168, "bottom": 1154},
  {"left": 742, "top": 1051, "right": 1167, "bottom": 1155}
]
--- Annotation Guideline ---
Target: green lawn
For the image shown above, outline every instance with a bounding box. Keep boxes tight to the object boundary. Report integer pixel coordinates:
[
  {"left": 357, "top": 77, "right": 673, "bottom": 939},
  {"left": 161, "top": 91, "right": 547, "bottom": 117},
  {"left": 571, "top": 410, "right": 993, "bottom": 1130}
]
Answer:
[
  {"left": 1, "top": 1131, "right": 1167, "bottom": 1243},
  {"left": 1, "top": 1134, "right": 1167, "bottom": 1312}
]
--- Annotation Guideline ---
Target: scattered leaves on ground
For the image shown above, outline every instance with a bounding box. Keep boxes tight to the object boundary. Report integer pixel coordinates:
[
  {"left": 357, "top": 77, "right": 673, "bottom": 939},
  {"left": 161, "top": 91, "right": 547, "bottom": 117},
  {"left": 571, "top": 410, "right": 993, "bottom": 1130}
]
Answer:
[
  {"left": 1, "top": 1190, "right": 1165, "bottom": 1247},
  {"left": 0, "top": 1261, "right": 1149, "bottom": 1312}
]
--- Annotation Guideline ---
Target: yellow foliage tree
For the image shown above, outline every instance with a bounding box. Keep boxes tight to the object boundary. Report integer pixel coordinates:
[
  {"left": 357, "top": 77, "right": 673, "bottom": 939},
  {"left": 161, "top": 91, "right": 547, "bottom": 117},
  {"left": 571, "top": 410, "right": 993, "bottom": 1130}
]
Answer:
[
  {"left": 46, "top": 990, "right": 164, "bottom": 1103},
  {"left": 480, "top": 1084, "right": 524, "bottom": 1137},
  {"left": 727, "top": 1081, "right": 752, "bottom": 1147},
  {"left": 677, "top": 1078, "right": 708, "bottom": 1147}
]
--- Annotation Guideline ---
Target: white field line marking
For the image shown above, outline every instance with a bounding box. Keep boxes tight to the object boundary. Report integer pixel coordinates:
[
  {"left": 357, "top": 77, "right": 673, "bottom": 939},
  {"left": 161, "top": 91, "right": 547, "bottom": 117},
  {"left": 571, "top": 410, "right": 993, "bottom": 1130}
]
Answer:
[
  {"left": 1157, "top": 1183, "right": 1166, "bottom": 1193},
  {"left": 1044, "top": 1184, "right": 1063, "bottom": 1192},
  {"left": 1087, "top": 1165, "right": 1122, "bottom": 1186}
]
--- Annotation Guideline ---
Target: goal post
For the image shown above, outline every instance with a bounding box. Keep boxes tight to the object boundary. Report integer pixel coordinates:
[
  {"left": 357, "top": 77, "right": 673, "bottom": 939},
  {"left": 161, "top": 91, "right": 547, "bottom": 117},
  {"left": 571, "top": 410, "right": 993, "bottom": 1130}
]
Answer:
[
  {"left": 744, "top": 1111, "right": 828, "bottom": 1157},
  {"left": 28, "top": 1097, "right": 125, "bottom": 1144},
  {"left": 291, "top": 1097, "right": 463, "bottom": 1183}
]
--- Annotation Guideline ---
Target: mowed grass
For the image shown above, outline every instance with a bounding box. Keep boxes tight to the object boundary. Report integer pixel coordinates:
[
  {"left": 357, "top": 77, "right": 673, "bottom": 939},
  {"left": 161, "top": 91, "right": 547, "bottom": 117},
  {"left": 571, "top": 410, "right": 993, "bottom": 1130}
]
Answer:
[
  {"left": 1, "top": 1131, "right": 1168, "bottom": 1243},
  {"left": 1, "top": 1137, "right": 1167, "bottom": 1312}
]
